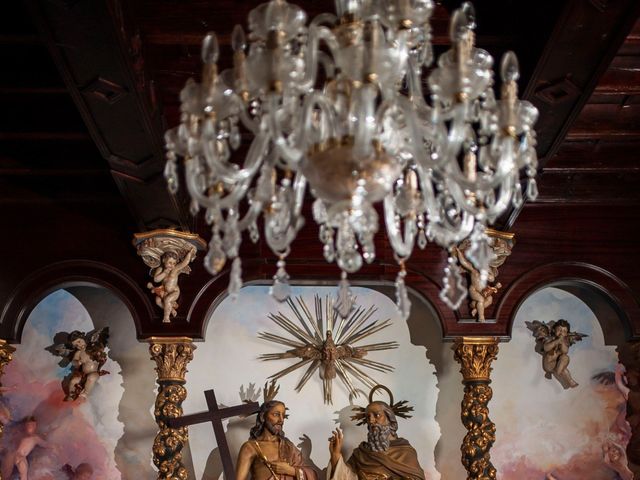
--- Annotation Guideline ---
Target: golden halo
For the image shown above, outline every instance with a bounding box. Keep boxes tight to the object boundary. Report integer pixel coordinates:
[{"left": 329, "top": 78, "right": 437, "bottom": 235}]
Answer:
[{"left": 368, "top": 384, "right": 394, "bottom": 406}]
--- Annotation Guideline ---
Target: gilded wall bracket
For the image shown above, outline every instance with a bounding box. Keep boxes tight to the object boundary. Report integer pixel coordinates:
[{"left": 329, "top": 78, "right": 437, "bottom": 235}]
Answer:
[
  {"left": 148, "top": 337, "right": 196, "bottom": 480},
  {"left": 453, "top": 337, "right": 499, "bottom": 480},
  {"left": 133, "top": 229, "right": 205, "bottom": 324}
]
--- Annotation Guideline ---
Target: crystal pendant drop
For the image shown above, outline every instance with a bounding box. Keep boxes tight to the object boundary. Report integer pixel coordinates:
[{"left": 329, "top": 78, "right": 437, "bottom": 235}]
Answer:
[
  {"left": 439, "top": 255, "right": 467, "bottom": 310},
  {"left": 249, "top": 221, "right": 260, "bottom": 244},
  {"left": 417, "top": 229, "right": 428, "bottom": 249},
  {"left": 189, "top": 198, "right": 199, "bottom": 216},
  {"left": 164, "top": 156, "right": 178, "bottom": 195},
  {"left": 465, "top": 223, "right": 493, "bottom": 286},
  {"left": 527, "top": 178, "right": 538, "bottom": 201},
  {"left": 228, "top": 257, "right": 243, "bottom": 299},
  {"left": 334, "top": 272, "right": 355, "bottom": 319},
  {"left": 204, "top": 234, "right": 226, "bottom": 275},
  {"left": 512, "top": 182, "right": 523, "bottom": 208},
  {"left": 270, "top": 259, "right": 291, "bottom": 302},
  {"left": 395, "top": 268, "right": 411, "bottom": 321}
]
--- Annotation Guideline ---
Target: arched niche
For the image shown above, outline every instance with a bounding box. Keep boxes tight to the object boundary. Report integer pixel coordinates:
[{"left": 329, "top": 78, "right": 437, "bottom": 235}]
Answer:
[
  {"left": 181, "top": 282, "right": 447, "bottom": 480},
  {"left": 2, "top": 286, "right": 157, "bottom": 479},
  {"left": 0, "top": 260, "right": 155, "bottom": 342},
  {"left": 497, "top": 262, "right": 639, "bottom": 341}
]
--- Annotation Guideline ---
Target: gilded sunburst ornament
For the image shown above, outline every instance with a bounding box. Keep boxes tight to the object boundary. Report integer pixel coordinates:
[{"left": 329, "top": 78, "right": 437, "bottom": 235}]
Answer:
[{"left": 259, "top": 295, "right": 398, "bottom": 404}]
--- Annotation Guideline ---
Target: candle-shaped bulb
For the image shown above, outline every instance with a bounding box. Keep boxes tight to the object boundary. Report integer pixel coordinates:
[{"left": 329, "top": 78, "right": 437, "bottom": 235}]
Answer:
[
  {"left": 232, "top": 24, "right": 247, "bottom": 52},
  {"left": 449, "top": 9, "right": 470, "bottom": 43},
  {"left": 461, "top": 2, "right": 476, "bottom": 30},
  {"left": 500, "top": 51, "right": 520, "bottom": 83},
  {"left": 201, "top": 32, "right": 219, "bottom": 64}
]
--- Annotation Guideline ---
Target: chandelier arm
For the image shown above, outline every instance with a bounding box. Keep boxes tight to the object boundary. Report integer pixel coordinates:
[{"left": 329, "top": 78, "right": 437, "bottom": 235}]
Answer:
[
  {"left": 184, "top": 157, "right": 252, "bottom": 211},
  {"left": 301, "top": 90, "right": 339, "bottom": 147},
  {"left": 232, "top": 94, "right": 260, "bottom": 134},
  {"left": 303, "top": 25, "right": 339, "bottom": 89},
  {"left": 267, "top": 93, "right": 304, "bottom": 165},
  {"left": 202, "top": 125, "right": 268, "bottom": 183},
  {"left": 383, "top": 196, "right": 415, "bottom": 258},
  {"left": 406, "top": 55, "right": 429, "bottom": 113},
  {"left": 237, "top": 201, "right": 263, "bottom": 231},
  {"left": 353, "top": 84, "right": 378, "bottom": 159}
]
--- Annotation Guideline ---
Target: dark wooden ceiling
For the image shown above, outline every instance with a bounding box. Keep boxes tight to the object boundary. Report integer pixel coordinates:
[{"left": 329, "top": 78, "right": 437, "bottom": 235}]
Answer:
[{"left": 1, "top": 0, "right": 639, "bottom": 341}]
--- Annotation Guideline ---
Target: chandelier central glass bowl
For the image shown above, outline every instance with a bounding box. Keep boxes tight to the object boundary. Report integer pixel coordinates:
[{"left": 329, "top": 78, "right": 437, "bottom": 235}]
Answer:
[{"left": 164, "top": 0, "right": 539, "bottom": 319}]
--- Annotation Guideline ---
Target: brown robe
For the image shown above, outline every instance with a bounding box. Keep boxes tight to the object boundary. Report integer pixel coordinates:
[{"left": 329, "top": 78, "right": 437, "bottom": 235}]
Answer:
[
  {"left": 346, "top": 438, "right": 425, "bottom": 480},
  {"left": 250, "top": 438, "right": 318, "bottom": 480}
]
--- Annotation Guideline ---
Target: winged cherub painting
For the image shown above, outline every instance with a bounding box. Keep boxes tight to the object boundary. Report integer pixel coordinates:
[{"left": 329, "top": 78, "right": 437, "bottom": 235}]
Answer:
[
  {"left": 259, "top": 295, "right": 398, "bottom": 404},
  {"left": 46, "top": 328, "right": 110, "bottom": 401},
  {"left": 526, "top": 319, "right": 587, "bottom": 389}
]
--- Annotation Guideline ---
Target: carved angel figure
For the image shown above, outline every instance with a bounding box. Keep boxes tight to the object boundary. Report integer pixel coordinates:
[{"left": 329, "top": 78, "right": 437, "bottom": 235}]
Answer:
[
  {"left": 526, "top": 319, "right": 587, "bottom": 389},
  {"left": 46, "top": 328, "right": 109, "bottom": 401},
  {"left": 455, "top": 235, "right": 512, "bottom": 322},
  {"left": 147, "top": 247, "right": 196, "bottom": 323}
]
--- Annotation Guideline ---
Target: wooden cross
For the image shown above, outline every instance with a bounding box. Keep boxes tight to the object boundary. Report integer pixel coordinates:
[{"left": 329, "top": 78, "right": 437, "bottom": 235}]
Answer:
[{"left": 168, "top": 389, "right": 259, "bottom": 479}]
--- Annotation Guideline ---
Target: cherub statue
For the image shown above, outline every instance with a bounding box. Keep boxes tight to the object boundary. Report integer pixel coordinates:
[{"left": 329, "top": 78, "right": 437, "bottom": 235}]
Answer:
[
  {"left": 454, "top": 235, "right": 512, "bottom": 322},
  {"left": 147, "top": 246, "right": 196, "bottom": 323},
  {"left": 526, "top": 319, "right": 587, "bottom": 389},
  {"left": 1, "top": 416, "right": 52, "bottom": 480},
  {"left": 47, "top": 328, "right": 110, "bottom": 401}
]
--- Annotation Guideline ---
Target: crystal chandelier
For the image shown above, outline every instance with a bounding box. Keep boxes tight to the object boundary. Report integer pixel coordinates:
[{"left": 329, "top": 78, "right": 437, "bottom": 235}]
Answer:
[{"left": 164, "top": 0, "right": 539, "bottom": 319}]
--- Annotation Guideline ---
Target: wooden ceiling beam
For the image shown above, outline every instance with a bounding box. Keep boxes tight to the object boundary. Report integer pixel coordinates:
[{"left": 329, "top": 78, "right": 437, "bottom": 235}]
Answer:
[
  {"left": 24, "top": 0, "right": 191, "bottom": 231},
  {"left": 500, "top": 0, "right": 640, "bottom": 229}
]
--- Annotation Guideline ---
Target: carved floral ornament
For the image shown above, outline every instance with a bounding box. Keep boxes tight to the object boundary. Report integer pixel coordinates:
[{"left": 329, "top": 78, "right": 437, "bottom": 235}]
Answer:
[
  {"left": 148, "top": 338, "right": 196, "bottom": 383},
  {"left": 453, "top": 337, "right": 499, "bottom": 382},
  {"left": 0, "top": 340, "right": 16, "bottom": 376}
]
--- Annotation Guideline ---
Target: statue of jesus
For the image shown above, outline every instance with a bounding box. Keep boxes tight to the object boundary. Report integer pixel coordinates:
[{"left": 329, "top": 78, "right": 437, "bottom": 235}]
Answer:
[{"left": 235, "top": 398, "right": 318, "bottom": 480}]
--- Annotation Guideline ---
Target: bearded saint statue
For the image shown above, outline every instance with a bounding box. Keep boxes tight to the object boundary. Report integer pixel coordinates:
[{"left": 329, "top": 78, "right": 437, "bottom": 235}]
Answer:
[
  {"left": 236, "top": 383, "right": 318, "bottom": 480},
  {"left": 327, "top": 385, "right": 425, "bottom": 480}
]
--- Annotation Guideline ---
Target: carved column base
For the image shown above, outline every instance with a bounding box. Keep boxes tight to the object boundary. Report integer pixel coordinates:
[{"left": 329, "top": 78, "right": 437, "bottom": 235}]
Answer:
[
  {"left": 453, "top": 337, "right": 499, "bottom": 480},
  {"left": 0, "top": 340, "right": 15, "bottom": 480},
  {"left": 149, "top": 338, "right": 196, "bottom": 480}
]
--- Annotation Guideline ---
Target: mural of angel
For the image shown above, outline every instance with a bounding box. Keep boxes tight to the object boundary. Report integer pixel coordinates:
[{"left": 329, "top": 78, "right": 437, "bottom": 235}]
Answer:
[
  {"left": 62, "top": 462, "right": 94, "bottom": 480},
  {"left": 526, "top": 319, "right": 587, "bottom": 389},
  {"left": 1, "top": 416, "right": 53, "bottom": 480},
  {"left": 46, "top": 328, "right": 110, "bottom": 401},
  {"left": 258, "top": 296, "right": 398, "bottom": 404}
]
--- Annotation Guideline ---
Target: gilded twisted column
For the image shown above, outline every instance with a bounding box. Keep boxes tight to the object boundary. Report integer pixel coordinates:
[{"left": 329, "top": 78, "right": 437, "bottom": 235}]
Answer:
[
  {"left": 0, "top": 340, "right": 16, "bottom": 480},
  {"left": 453, "top": 337, "right": 499, "bottom": 480},
  {"left": 149, "top": 338, "right": 196, "bottom": 480}
]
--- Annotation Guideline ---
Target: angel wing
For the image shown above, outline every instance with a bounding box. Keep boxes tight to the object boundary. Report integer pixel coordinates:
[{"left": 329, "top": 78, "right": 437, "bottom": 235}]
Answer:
[
  {"left": 568, "top": 331, "right": 588, "bottom": 346},
  {"left": 525, "top": 320, "right": 550, "bottom": 339},
  {"left": 44, "top": 341, "right": 74, "bottom": 368},
  {"left": 87, "top": 327, "right": 109, "bottom": 347}
]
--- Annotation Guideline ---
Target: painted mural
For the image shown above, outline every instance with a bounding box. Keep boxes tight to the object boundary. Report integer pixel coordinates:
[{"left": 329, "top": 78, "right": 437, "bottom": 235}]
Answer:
[
  {"left": 0, "top": 288, "right": 157, "bottom": 480},
  {"left": 0, "top": 284, "right": 631, "bottom": 480},
  {"left": 492, "top": 287, "right": 631, "bottom": 480}
]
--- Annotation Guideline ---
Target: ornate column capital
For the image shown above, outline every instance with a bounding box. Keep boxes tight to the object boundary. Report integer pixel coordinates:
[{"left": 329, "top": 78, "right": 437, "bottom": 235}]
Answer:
[
  {"left": 453, "top": 337, "right": 499, "bottom": 382},
  {"left": 133, "top": 229, "right": 205, "bottom": 324},
  {"left": 148, "top": 337, "right": 196, "bottom": 383},
  {"left": 0, "top": 340, "right": 16, "bottom": 378}
]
